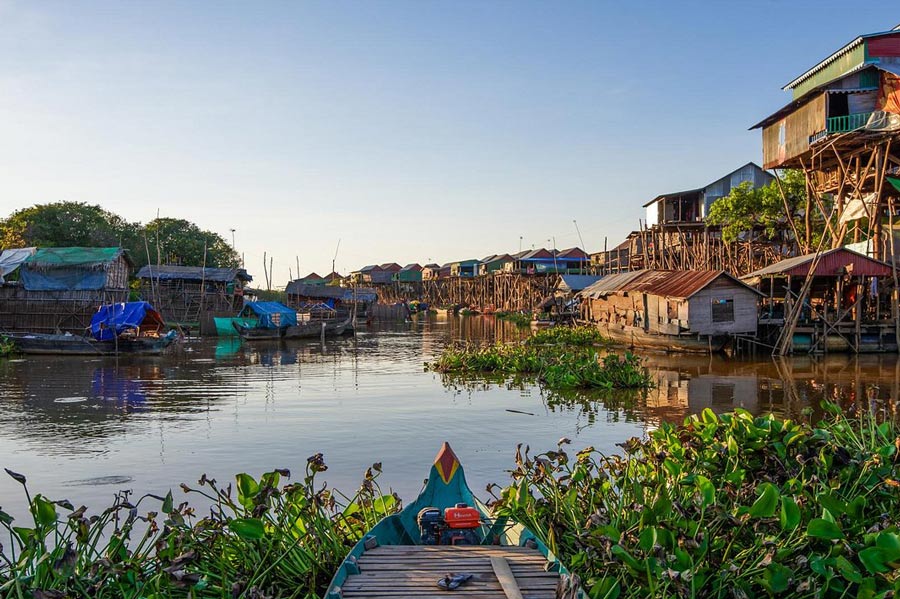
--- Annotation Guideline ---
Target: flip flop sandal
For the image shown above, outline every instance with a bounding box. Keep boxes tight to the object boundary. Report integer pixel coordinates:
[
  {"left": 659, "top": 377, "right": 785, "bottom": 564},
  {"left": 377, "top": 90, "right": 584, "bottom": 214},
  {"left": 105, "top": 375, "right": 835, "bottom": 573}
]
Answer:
[{"left": 437, "top": 572, "right": 474, "bottom": 590}]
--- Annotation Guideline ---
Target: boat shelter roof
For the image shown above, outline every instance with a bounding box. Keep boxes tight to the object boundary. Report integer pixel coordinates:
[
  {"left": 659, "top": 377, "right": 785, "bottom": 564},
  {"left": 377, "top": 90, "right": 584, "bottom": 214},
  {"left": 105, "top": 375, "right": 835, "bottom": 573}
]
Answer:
[
  {"left": 90, "top": 301, "right": 165, "bottom": 341},
  {"left": 136, "top": 265, "right": 251, "bottom": 283},
  {"left": 743, "top": 248, "right": 892, "bottom": 279}
]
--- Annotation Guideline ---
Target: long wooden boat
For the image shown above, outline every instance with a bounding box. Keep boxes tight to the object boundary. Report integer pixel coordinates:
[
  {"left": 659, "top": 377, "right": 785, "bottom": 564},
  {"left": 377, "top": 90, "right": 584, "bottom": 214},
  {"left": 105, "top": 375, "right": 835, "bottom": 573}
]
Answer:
[
  {"left": 283, "top": 315, "right": 353, "bottom": 340},
  {"left": 325, "top": 443, "right": 581, "bottom": 599},
  {"left": 232, "top": 321, "right": 285, "bottom": 340},
  {"left": 214, "top": 316, "right": 256, "bottom": 337},
  {"left": 5, "top": 331, "right": 177, "bottom": 356}
]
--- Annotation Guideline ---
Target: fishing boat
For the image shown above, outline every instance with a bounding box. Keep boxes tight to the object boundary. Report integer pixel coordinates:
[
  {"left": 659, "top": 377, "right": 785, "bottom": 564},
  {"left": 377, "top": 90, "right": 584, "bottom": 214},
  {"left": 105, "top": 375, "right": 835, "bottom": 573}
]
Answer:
[
  {"left": 283, "top": 314, "right": 353, "bottom": 339},
  {"left": 5, "top": 301, "right": 177, "bottom": 356},
  {"left": 325, "top": 443, "right": 581, "bottom": 599}
]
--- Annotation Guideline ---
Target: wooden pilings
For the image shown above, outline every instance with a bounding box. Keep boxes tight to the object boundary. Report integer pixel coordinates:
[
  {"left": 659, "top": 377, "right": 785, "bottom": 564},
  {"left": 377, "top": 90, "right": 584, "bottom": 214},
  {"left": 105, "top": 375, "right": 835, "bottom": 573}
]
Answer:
[{"left": 375, "top": 273, "right": 560, "bottom": 312}]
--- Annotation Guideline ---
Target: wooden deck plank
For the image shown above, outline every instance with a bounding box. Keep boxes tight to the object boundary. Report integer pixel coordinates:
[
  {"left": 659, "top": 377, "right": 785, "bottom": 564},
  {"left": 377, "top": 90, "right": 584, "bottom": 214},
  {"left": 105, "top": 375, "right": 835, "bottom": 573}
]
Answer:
[{"left": 341, "top": 545, "right": 558, "bottom": 599}]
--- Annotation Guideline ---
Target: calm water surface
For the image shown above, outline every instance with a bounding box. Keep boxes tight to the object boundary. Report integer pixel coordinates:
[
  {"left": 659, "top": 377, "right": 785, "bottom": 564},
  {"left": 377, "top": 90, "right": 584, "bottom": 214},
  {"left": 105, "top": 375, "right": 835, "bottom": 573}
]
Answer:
[{"left": 1, "top": 315, "right": 898, "bottom": 516}]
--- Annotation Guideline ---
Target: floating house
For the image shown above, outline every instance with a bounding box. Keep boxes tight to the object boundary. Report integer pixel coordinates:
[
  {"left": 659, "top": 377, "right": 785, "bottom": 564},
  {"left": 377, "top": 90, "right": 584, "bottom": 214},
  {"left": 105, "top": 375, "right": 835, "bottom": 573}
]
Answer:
[
  {"left": 743, "top": 248, "right": 896, "bottom": 353},
  {"left": 285, "top": 281, "right": 377, "bottom": 314},
  {"left": 294, "top": 272, "right": 326, "bottom": 286},
  {"left": 351, "top": 265, "right": 383, "bottom": 284},
  {"left": 450, "top": 259, "right": 479, "bottom": 277},
  {"left": 421, "top": 263, "right": 442, "bottom": 281},
  {"left": 479, "top": 254, "right": 513, "bottom": 275},
  {"left": 504, "top": 248, "right": 591, "bottom": 274},
  {"left": 136, "top": 264, "right": 252, "bottom": 332},
  {"left": 0, "top": 247, "right": 132, "bottom": 334},
  {"left": 579, "top": 270, "right": 763, "bottom": 353},
  {"left": 393, "top": 264, "right": 423, "bottom": 282}
]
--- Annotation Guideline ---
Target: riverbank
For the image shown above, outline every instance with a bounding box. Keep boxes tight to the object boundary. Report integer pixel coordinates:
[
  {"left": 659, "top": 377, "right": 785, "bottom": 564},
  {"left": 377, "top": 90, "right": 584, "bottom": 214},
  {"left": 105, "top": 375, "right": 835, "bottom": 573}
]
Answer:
[{"left": 2, "top": 406, "right": 897, "bottom": 598}]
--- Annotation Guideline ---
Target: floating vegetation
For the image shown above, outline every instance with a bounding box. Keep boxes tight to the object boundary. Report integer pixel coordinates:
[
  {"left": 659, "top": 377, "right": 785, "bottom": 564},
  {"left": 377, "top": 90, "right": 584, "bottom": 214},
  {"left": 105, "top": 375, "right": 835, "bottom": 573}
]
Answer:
[
  {"left": 0, "top": 336, "right": 17, "bottom": 357},
  {"left": 429, "top": 326, "right": 648, "bottom": 390},
  {"left": 495, "top": 311, "right": 532, "bottom": 327},
  {"left": 0, "top": 457, "right": 397, "bottom": 599},
  {"left": 491, "top": 403, "right": 900, "bottom": 599}
]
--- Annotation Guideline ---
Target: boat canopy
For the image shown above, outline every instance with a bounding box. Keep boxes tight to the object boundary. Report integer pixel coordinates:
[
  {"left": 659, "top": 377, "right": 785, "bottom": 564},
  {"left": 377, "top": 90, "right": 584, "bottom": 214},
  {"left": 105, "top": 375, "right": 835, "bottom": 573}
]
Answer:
[
  {"left": 90, "top": 302, "right": 166, "bottom": 341},
  {"left": 239, "top": 301, "right": 298, "bottom": 328}
]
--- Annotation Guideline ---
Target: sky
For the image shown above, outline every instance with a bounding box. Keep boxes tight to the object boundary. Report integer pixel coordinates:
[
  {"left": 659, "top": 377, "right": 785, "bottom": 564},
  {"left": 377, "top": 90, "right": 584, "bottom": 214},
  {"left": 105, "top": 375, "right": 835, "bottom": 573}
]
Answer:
[{"left": 0, "top": 1, "right": 894, "bottom": 285}]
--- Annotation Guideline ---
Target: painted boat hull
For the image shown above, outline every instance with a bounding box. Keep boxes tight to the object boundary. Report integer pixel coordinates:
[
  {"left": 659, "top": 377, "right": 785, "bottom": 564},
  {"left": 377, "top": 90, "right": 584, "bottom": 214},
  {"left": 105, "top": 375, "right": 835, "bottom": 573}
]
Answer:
[
  {"left": 214, "top": 316, "right": 256, "bottom": 337},
  {"left": 6, "top": 332, "right": 176, "bottom": 356},
  {"left": 324, "top": 443, "right": 580, "bottom": 598},
  {"left": 600, "top": 323, "right": 729, "bottom": 354}
]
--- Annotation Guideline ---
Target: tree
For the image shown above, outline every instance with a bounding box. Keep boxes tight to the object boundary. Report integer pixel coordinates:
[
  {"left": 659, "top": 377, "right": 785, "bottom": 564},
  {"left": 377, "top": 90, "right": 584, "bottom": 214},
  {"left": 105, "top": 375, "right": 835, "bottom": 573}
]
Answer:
[
  {"left": 0, "top": 203, "right": 240, "bottom": 269},
  {"left": 0, "top": 202, "right": 138, "bottom": 250},
  {"left": 142, "top": 218, "right": 239, "bottom": 268},
  {"left": 706, "top": 169, "right": 825, "bottom": 252}
]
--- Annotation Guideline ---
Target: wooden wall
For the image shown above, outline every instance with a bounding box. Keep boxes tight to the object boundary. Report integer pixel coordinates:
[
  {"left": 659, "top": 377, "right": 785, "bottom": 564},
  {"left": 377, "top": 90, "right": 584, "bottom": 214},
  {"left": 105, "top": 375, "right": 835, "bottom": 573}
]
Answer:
[
  {"left": 687, "top": 284, "right": 759, "bottom": 336},
  {"left": 0, "top": 285, "right": 128, "bottom": 334},
  {"left": 762, "top": 93, "right": 826, "bottom": 168}
]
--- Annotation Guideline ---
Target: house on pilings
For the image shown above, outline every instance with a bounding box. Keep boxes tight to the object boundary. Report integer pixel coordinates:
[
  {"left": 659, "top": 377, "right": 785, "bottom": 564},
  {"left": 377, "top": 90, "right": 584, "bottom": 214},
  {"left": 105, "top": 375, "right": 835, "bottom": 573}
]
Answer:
[
  {"left": 743, "top": 247, "right": 897, "bottom": 354},
  {"left": 751, "top": 24, "right": 900, "bottom": 260},
  {"left": 640, "top": 163, "right": 775, "bottom": 275},
  {"left": 136, "top": 265, "right": 252, "bottom": 333}
]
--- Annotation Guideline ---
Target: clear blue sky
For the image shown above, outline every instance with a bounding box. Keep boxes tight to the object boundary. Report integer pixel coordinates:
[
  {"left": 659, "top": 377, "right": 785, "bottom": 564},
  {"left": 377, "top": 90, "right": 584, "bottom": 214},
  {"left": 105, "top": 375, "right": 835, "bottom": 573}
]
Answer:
[{"left": 0, "top": 1, "right": 893, "bottom": 283}]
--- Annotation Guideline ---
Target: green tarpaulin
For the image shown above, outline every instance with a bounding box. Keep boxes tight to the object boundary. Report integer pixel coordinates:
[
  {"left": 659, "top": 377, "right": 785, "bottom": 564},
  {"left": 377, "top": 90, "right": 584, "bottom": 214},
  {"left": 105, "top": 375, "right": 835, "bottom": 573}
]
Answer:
[
  {"left": 26, "top": 247, "right": 125, "bottom": 268},
  {"left": 887, "top": 176, "right": 900, "bottom": 194}
]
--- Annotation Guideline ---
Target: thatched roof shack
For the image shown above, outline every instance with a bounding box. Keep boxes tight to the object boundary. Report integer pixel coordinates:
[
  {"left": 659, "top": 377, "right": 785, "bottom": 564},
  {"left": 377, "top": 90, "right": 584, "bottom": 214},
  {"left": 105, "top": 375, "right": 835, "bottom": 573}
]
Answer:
[
  {"left": 284, "top": 281, "right": 377, "bottom": 312},
  {"left": 20, "top": 247, "right": 131, "bottom": 291},
  {"left": 136, "top": 265, "right": 252, "bottom": 331}
]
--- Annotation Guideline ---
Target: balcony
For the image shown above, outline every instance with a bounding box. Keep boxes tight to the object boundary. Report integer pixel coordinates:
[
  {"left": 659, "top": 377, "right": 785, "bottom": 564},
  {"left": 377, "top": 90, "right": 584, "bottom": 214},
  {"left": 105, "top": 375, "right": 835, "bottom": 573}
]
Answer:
[
  {"left": 827, "top": 111, "right": 873, "bottom": 133},
  {"left": 809, "top": 112, "right": 873, "bottom": 145}
]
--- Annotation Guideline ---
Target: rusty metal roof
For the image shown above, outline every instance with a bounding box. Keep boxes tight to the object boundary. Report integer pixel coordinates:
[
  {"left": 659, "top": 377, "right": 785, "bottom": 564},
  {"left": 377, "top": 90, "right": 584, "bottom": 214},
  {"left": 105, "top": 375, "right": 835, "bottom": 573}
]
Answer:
[
  {"left": 580, "top": 269, "right": 762, "bottom": 299},
  {"left": 743, "top": 248, "right": 893, "bottom": 279}
]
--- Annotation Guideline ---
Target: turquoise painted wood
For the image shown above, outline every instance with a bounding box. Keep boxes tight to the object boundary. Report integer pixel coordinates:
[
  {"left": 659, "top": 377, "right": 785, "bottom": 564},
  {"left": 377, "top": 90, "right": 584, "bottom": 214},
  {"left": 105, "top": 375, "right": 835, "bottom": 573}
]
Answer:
[{"left": 324, "top": 442, "right": 575, "bottom": 598}]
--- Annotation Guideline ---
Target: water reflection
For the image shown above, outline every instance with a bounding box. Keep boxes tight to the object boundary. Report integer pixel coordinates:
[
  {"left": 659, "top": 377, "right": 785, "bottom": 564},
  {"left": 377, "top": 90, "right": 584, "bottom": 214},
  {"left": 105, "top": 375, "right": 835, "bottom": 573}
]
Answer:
[{"left": 1, "top": 316, "right": 899, "bottom": 519}]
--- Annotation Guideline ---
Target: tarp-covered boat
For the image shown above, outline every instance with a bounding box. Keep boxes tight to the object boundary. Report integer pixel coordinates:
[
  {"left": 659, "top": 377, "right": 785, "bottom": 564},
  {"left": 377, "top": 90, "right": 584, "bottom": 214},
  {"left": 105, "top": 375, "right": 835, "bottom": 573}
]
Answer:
[
  {"left": 325, "top": 443, "right": 581, "bottom": 599},
  {"left": 232, "top": 301, "right": 298, "bottom": 341},
  {"left": 6, "top": 301, "right": 177, "bottom": 355}
]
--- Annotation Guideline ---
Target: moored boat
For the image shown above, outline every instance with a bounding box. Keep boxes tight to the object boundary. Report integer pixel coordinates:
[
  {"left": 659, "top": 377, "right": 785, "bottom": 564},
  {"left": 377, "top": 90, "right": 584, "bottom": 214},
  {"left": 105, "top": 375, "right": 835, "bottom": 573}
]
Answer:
[
  {"left": 5, "top": 301, "right": 177, "bottom": 355},
  {"left": 325, "top": 443, "right": 581, "bottom": 599},
  {"left": 231, "top": 301, "right": 297, "bottom": 341},
  {"left": 283, "top": 314, "right": 353, "bottom": 339}
]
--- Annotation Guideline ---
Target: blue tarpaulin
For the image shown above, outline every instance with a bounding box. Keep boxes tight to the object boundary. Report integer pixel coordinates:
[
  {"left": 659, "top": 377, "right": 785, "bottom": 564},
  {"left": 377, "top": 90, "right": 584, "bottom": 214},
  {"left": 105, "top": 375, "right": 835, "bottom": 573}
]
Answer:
[
  {"left": 90, "top": 302, "right": 165, "bottom": 341},
  {"left": 239, "top": 301, "right": 298, "bottom": 329}
]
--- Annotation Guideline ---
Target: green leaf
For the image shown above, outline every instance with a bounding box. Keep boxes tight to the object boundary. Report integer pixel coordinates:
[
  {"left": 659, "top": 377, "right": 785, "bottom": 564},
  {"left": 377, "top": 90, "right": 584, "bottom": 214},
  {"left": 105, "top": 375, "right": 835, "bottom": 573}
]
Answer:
[
  {"left": 780, "top": 496, "right": 801, "bottom": 531},
  {"left": 761, "top": 563, "right": 792, "bottom": 594},
  {"left": 807, "top": 518, "right": 844, "bottom": 540},
  {"left": 31, "top": 494, "right": 57, "bottom": 527},
  {"left": 236, "top": 473, "right": 259, "bottom": 502},
  {"left": 847, "top": 496, "right": 866, "bottom": 521},
  {"left": 588, "top": 577, "right": 621, "bottom": 599},
  {"left": 0, "top": 509, "right": 13, "bottom": 525},
  {"left": 611, "top": 544, "right": 643, "bottom": 571},
  {"left": 228, "top": 517, "right": 265, "bottom": 540},
  {"left": 749, "top": 483, "right": 779, "bottom": 518},
  {"left": 695, "top": 475, "right": 715, "bottom": 508},
  {"left": 162, "top": 490, "right": 174, "bottom": 514},
  {"left": 859, "top": 547, "right": 894, "bottom": 574},
  {"left": 835, "top": 556, "right": 862, "bottom": 583}
]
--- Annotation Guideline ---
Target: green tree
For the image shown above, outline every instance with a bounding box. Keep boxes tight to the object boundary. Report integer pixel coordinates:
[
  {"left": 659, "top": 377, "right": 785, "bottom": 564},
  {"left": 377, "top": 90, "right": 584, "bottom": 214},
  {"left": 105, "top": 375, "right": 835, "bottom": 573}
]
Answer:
[
  {"left": 142, "top": 218, "right": 239, "bottom": 268},
  {"left": 0, "top": 201, "right": 138, "bottom": 250},
  {"left": 706, "top": 169, "right": 825, "bottom": 252}
]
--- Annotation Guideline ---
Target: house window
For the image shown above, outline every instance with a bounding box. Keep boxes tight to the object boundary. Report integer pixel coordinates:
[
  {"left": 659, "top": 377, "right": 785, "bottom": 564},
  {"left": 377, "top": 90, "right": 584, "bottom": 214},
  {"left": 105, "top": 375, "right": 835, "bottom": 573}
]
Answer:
[{"left": 711, "top": 298, "right": 734, "bottom": 323}]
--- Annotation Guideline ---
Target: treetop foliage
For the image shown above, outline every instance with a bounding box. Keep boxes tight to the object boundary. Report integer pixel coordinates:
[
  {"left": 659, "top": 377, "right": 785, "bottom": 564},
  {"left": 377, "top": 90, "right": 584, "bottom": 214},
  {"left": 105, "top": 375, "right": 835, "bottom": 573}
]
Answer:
[{"left": 0, "top": 202, "right": 240, "bottom": 269}]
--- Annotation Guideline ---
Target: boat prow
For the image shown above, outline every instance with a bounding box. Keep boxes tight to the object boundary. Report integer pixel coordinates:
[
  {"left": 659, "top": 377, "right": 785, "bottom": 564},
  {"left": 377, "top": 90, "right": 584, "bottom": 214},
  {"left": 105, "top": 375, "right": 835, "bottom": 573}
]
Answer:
[{"left": 324, "top": 442, "right": 581, "bottom": 598}]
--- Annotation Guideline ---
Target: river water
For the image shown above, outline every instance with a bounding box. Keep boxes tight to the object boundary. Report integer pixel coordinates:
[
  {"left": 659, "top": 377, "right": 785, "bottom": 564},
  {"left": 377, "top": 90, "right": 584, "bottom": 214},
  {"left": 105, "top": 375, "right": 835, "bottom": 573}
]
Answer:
[{"left": 1, "top": 315, "right": 897, "bottom": 517}]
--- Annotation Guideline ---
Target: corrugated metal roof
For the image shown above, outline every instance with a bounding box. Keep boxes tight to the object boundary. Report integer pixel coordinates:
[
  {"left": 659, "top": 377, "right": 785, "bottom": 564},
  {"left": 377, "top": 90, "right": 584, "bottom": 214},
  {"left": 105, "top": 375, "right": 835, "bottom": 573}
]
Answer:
[
  {"left": 580, "top": 270, "right": 762, "bottom": 299},
  {"left": 743, "top": 248, "right": 892, "bottom": 278}
]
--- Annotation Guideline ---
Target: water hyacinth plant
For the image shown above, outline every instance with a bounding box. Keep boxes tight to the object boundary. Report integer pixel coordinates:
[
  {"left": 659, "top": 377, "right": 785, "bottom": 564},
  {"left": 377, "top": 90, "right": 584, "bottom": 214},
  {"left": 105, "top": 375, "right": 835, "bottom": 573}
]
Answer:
[
  {"left": 495, "top": 311, "right": 532, "bottom": 327},
  {"left": 429, "top": 326, "right": 652, "bottom": 390},
  {"left": 0, "top": 455, "right": 398, "bottom": 599},
  {"left": 0, "top": 335, "right": 16, "bottom": 357},
  {"left": 490, "top": 403, "right": 900, "bottom": 599}
]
